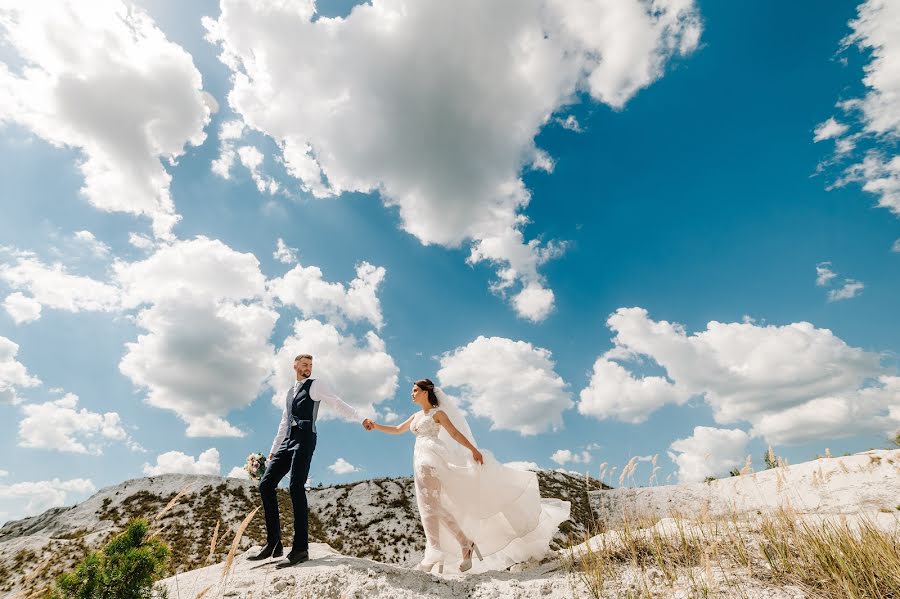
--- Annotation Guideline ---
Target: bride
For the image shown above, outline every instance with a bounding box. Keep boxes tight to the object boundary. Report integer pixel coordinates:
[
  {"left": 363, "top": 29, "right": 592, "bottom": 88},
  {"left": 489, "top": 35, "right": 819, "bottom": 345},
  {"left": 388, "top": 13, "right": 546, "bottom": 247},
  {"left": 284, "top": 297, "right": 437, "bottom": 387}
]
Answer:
[{"left": 363, "top": 378, "right": 571, "bottom": 574}]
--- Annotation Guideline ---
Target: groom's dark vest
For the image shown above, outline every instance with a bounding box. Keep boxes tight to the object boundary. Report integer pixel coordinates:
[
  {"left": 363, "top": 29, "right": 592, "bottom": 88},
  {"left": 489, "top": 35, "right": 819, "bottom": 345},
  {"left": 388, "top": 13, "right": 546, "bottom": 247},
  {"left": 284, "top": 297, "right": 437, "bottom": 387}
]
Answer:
[{"left": 290, "top": 378, "right": 320, "bottom": 433}]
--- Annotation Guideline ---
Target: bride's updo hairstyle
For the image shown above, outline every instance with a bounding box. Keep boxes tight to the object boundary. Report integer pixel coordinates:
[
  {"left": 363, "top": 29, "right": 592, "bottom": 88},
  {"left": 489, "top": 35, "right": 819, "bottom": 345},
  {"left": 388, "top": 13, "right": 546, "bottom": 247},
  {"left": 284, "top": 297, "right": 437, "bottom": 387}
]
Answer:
[{"left": 415, "top": 379, "right": 440, "bottom": 408}]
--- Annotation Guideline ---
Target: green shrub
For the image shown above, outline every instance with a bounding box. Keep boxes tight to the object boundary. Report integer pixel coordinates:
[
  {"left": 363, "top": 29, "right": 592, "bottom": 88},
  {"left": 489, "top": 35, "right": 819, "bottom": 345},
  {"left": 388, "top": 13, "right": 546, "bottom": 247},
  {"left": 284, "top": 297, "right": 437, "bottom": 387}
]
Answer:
[{"left": 51, "top": 518, "right": 169, "bottom": 599}]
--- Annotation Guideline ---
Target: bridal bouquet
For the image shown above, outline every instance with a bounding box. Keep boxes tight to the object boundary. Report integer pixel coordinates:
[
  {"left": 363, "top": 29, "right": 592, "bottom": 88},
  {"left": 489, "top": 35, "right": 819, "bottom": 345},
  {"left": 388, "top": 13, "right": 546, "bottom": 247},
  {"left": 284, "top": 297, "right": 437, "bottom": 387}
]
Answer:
[{"left": 245, "top": 452, "right": 266, "bottom": 480}]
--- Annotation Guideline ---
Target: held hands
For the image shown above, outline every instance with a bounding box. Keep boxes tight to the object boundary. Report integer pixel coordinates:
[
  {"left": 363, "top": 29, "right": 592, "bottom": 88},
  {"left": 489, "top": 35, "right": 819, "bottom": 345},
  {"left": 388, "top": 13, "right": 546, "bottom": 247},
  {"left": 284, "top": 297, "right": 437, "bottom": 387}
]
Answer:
[
  {"left": 362, "top": 418, "right": 375, "bottom": 431},
  {"left": 471, "top": 448, "right": 484, "bottom": 465}
]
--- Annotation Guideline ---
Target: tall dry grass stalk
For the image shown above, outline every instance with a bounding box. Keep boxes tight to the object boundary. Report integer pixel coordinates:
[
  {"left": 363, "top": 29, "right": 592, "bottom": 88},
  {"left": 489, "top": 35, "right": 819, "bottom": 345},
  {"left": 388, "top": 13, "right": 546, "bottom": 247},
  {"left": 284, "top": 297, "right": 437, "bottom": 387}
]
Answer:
[
  {"left": 194, "top": 584, "right": 213, "bottom": 598},
  {"left": 154, "top": 483, "right": 193, "bottom": 521},
  {"left": 207, "top": 519, "right": 220, "bottom": 564},
  {"left": 221, "top": 506, "right": 259, "bottom": 582}
]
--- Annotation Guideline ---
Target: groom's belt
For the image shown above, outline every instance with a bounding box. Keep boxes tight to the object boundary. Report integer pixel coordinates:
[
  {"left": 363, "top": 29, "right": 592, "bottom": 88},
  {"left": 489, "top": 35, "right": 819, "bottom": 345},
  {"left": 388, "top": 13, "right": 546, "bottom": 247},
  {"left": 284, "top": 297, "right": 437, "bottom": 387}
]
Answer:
[{"left": 290, "top": 419, "right": 316, "bottom": 433}]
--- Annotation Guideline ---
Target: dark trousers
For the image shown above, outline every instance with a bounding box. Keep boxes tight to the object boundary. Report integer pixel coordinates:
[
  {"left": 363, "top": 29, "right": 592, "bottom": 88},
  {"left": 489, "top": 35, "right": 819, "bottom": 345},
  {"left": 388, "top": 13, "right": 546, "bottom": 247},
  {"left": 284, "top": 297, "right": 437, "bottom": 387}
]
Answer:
[{"left": 259, "top": 423, "right": 317, "bottom": 551}]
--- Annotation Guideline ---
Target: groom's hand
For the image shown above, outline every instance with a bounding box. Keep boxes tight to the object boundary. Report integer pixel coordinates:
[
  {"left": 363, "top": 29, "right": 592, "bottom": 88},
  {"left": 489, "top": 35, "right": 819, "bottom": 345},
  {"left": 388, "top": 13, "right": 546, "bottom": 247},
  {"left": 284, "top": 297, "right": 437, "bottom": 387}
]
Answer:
[
  {"left": 268, "top": 452, "right": 273, "bottom": 461},
  {"left": 362, "top": 418, "right": 373, "bottom": 431}
]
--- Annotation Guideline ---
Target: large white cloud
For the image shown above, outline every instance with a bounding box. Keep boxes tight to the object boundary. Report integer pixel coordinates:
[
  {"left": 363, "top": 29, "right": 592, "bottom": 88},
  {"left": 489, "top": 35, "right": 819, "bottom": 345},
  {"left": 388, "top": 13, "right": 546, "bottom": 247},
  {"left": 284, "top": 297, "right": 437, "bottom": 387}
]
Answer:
[
  {"left": 0, "top": 335, "right": 40, "bottom": 404},
  {"left": 270, "top": 318, "right": 399, "bottom": 421},
  {"left": 203, "top": 0, "right": 701, "bottom": 320},
  {"left": 0, "top": 0, "right": 212, "bottom": 239},
  {"left": 437, "top": 336, "right": 573, "bottom": 435},
  {"left": 116, "top": 237, "right": 278, "bottom": 437},
  {"left": 579, "top": 307, "right": 895, "bottom": 445},
  {"left": 142, "top": 448, "right": 221, "bottom": 476},
  {"left": 0, "top": 478, "right": 95, "bottom": 525},
  {"left": 18, "top": 393, "right": 129, "bottom": 454},
  {"left": 668, "top": 426, "right": 750, "bottom": 483}
]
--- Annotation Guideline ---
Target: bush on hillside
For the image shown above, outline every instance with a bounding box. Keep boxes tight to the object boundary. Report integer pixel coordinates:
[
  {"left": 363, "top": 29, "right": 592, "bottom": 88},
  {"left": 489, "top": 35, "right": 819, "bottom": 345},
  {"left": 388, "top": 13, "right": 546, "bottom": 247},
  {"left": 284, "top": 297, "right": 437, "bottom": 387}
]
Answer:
[{"left": 51, "top": 518, "right": 169, "bottom": 599}]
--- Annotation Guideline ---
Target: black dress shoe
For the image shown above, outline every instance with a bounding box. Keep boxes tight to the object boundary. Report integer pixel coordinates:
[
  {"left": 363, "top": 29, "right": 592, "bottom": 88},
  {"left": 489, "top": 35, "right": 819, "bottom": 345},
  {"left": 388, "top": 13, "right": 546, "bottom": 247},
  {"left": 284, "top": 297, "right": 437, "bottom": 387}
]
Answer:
[
  {"left": 274, "top": 549, "right": 309, "bottom": 569},
  {"left": 247, "top": 541, "right": 283, "bottom": 561}
]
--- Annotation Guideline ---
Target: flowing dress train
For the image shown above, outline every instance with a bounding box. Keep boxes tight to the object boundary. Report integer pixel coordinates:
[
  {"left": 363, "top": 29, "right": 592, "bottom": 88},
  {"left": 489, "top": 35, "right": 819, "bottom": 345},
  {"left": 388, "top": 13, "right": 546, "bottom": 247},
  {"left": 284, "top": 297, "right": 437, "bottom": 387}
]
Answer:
[{"left": 410, "top": 407, "right": 571, "bottom": 571}]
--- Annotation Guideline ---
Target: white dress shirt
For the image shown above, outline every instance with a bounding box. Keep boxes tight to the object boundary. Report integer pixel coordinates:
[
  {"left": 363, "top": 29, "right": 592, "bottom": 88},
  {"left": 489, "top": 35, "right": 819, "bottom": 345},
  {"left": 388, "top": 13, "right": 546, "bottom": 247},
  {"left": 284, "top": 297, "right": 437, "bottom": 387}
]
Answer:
[{"left": 269, "top": 378, "right": 361, "bottom": 456}]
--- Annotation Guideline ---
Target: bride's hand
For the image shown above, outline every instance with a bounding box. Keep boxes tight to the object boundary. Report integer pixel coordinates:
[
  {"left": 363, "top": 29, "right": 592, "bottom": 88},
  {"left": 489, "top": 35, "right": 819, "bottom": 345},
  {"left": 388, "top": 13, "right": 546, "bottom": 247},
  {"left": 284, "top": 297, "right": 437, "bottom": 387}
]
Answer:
[{"left": 471, "top": 448, "right": 484, "bottom": 465}]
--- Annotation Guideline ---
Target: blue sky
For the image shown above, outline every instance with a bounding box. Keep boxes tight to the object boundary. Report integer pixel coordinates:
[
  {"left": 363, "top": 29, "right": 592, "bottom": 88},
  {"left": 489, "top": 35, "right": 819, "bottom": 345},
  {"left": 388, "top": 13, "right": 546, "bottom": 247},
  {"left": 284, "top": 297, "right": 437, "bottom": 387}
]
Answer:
[{"left": 1, "top": 0, "right": 898, "bottom": 523}]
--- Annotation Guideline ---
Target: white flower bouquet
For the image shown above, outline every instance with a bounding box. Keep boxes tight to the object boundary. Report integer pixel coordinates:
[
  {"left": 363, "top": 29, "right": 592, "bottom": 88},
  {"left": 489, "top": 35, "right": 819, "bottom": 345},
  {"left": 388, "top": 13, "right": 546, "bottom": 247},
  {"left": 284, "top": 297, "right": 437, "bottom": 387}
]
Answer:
[{"left": 245, "top": 452, "right": 267, "bottom": 480}]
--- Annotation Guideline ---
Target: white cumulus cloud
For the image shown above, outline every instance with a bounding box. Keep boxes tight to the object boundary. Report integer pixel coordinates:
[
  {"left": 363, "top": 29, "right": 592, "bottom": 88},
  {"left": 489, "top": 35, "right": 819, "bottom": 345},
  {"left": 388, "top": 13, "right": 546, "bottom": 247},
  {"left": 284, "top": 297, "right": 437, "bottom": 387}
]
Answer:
[
  {"left": 579, "top": 307, "right": 892, "bottom": 445},
  {"left": 203, "top": 0, "right": 701, "bottom": 320},
  {"left": 226, "top": 466, "right": 250, "bottom": 479},
  {"left": 551, "top": 449, "right": 591, "bottom": 466},
  {"left": 328, "top": 458, "right": 359, "bottom": 475},
  {"left": 267, "top": 261, "right": 385, "bottom": 329},
  {"left": 18, "top": 393, "right": 130, "bottom": 454},
  {"left": 668, "top": 426, "right": 750, "bottom": 483},
  {"left": 437, "top": 336, "right": 572, "bottom": 435},
  {"left": 116, "top": 237, "right": 277, "bottom": 437},
  {"left": 143, "top": 448, "right": 221, "bottom": 476},
  {"left": 0, "top": 0, "right": 211, "bottom": 239}
]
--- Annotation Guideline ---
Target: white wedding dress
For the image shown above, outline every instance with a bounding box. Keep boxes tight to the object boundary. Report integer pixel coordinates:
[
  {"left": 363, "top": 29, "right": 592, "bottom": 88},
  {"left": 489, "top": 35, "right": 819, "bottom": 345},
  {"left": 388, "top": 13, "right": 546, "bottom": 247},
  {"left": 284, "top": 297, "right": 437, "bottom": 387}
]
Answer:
[{"left": 409, "top": 402, "right": 571, "bottom": 572}]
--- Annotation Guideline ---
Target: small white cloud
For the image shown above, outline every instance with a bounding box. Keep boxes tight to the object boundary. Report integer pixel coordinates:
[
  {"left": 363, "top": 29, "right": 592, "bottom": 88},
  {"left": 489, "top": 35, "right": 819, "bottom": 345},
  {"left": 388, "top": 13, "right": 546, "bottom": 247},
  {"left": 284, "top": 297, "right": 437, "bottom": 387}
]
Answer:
[
  {"left": 668, "top": 426, "right": 750, "bottom": 483},
  {"left": 328, "top": 457, "right": 359, "bottom": 475},
  {"left": 893, "top": 239, "right": 900, "bottom": 253},
  {"left": 383, "top": 409, "right": 400, "bottom": 423},
  {"left": 0, "top": 335, "right": 41, "bottom": 404},
  {"left": 273, "top": 238, "right": 299, "bottom": 264},
  {"left": 73, "top": 231, "right": 111, "bottom": 258},
  {"left": 18, "top": 393, "right": 129, "bottom": 455},
  {"left": 237, "top": 146, "right": 280, "bottom": 195},
  {"left": 815, "top": 261, "right": 837, "bottom": 286},
  {"left": 813, "top": 117, "right": 849, "bottom": 142},
  {"left": 3, "top": 293, "right": 42, "bottom": 324},
  {"left": 828, "top": 279, "right": 864, "bottom": 302},
  {"left": 128, "top": 233, "right": 156, "bottom": 251},
  {"left": 226, "top": 466, "right": 250, "bottom": 479},
  {"left": 0, "top": 470, "right": 8, "bottom": 477},
  {"left": 0, "top": 255, "right": 120, "bottom": 314},
  {"left": 551, "top": 449, "right": 591, "bottom": 466},
  {"left": 142, "top": 448, "right": 221, "bottom": 476},
  {"left": 556, "top": 115, "right": 583, "bottom": 132}
]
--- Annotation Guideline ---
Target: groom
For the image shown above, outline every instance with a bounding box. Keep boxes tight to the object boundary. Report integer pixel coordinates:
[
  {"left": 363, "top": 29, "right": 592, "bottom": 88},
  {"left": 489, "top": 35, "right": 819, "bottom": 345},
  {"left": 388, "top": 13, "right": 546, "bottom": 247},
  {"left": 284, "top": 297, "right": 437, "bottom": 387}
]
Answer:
[{"left": 250, "top": 353, "right": 372, "bottom": 568}]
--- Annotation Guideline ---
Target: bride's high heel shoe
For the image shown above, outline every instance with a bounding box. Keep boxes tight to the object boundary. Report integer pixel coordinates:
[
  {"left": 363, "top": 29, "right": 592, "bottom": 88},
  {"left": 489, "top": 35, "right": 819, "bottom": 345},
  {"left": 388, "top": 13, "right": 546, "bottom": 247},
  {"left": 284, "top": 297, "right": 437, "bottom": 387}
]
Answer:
[
  {"left": 414, "top": 560, "right": 444, "bottom": 574},
  {"left": 458, "top": 541, "right": 482, "bottom": 572}
]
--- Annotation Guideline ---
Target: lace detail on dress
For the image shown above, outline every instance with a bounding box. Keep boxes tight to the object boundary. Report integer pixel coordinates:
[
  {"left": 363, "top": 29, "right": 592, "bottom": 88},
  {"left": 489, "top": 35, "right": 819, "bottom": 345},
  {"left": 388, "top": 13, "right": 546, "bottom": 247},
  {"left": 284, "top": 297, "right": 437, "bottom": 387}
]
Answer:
[{"left": 410, "top": 408, "right": 443, "bottom": 438}]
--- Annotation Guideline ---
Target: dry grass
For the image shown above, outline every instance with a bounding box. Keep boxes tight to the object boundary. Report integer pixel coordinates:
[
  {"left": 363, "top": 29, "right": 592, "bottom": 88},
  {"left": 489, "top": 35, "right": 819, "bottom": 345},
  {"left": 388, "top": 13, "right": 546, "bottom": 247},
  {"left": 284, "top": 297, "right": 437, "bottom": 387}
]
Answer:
[
  {"left": 221, "top": 506, "right": 259, "bottom": 583},
  {"left": 564, "top": 508, "right": 900, "bottom": 598},
  {"left": 154, "top": 484, "right": 193, "bottom": 522},
  {"left": 207, "top": 520, "right": 220, "bottom": 565}
]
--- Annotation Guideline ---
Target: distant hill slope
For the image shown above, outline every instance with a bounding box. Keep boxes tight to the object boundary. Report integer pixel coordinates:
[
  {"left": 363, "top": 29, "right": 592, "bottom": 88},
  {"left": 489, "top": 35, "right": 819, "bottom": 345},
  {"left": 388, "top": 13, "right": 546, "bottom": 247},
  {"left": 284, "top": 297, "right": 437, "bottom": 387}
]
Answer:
[{"left": 0, "top": 469, "right": 603, "bottom": 598}]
